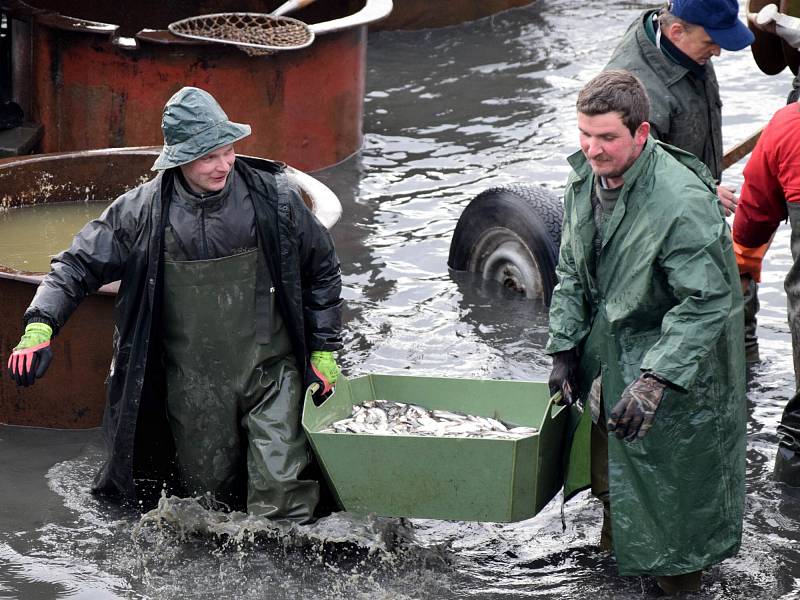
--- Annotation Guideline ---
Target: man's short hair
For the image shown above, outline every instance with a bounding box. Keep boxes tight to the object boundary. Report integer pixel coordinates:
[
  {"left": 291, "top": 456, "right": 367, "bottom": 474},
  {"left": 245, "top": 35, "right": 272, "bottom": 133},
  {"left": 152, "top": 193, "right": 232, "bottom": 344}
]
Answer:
[
  {"left": 657, "top": 7, "right": 697, "bottom": 33},
  {"left": 576, "top": 70, "right": 650, "bottom": 136}
]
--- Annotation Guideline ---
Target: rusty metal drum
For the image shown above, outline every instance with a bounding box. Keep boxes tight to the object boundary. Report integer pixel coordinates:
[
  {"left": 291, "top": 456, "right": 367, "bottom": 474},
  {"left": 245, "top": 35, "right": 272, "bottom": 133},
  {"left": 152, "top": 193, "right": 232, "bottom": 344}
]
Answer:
[{"left": 1, "top": 0, "right": 391, "bottom": 171}]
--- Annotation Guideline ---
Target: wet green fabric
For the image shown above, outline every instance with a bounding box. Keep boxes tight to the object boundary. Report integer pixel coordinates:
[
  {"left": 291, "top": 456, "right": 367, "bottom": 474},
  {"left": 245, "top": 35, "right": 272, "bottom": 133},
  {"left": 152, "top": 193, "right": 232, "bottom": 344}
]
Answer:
[
  {"left": 547, "top": 139, "right": 746, "bottom": 575},
  {"left": 563, "top": 407, "right": 592, "bottom": 498},
  {"left": 162, "top": 248, "right": 319, "bottom": 522},
  {"left": 776, "top": 203, "right": 800, "bottom": 485}
]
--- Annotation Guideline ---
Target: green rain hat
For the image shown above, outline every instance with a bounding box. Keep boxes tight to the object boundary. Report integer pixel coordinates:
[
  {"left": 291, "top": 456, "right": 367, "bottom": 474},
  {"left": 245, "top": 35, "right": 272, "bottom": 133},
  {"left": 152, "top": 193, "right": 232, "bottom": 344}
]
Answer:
[{"left": 151, "top": 87, "right": 251, "bottom": 171}]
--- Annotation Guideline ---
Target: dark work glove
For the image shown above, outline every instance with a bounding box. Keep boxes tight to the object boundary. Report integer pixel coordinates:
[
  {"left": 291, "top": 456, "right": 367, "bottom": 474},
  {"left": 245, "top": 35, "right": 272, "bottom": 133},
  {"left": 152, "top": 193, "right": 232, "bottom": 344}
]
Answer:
[
  {"left": 607, "top": 373, "right": 667, "bottom": 441},
  {"left": 7, "top": 322, "right": 54, "bottom": 387},
  {"left": 548, "top": 348, "right": 580, "bottom": 406}
]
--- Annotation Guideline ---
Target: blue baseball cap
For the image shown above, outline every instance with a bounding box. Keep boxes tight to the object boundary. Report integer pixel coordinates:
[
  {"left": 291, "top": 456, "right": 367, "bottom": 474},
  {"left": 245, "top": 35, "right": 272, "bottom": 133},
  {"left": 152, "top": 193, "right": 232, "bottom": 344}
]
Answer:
[{"left": 671, "top": 0, "right": 755, "bottom": 51}]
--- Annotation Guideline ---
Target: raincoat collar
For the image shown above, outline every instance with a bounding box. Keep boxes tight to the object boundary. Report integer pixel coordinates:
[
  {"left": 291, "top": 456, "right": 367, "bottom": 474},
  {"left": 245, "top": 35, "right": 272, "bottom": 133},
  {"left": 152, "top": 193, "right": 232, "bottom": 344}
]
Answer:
[
  {"left": 566, "top": 135, "right": 656, "bottom": 188},
  {"left": 567, "top": 137, "right": 658, "bottom": 250},
  {"left": 173, "top": 168, "right": 234, "bottom": 211},
  {"left": 643, "top": 9, "right": 706, "bottom": 80}
]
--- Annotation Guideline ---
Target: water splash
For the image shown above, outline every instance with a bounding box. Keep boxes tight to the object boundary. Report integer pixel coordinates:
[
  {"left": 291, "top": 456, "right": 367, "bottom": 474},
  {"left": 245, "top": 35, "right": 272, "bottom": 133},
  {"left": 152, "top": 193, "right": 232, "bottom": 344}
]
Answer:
[{"left": 134, "top": 492, "right": 449, "bottom": 564}]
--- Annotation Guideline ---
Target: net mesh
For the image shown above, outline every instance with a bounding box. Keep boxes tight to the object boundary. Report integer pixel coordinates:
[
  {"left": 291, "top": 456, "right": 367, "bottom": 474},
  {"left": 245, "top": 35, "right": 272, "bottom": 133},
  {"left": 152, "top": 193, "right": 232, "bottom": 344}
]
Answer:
[{"left": 169, "top": 14, "right": 312, "bottom": 56}]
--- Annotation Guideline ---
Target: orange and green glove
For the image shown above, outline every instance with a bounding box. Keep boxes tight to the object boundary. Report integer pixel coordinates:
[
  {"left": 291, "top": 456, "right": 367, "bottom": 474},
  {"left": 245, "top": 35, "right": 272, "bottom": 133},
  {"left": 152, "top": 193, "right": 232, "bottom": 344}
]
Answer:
[
  {"left": 8, "top": 322, "right": 54, "bottom": 387},
  {"left": 306, "top": 350, "right": 339, "bottom": 404}
]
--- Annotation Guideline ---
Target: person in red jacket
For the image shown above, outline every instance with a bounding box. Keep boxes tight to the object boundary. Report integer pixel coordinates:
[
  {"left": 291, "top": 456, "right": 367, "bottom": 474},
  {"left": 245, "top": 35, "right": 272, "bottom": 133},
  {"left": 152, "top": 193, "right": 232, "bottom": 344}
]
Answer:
[{"left": 732, "top": 101, "right": 800, "bottom": 486}]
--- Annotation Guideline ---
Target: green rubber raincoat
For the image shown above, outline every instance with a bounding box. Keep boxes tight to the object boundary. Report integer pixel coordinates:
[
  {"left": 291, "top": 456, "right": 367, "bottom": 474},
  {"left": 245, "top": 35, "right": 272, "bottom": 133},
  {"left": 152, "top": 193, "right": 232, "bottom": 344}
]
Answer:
[{"left": 547, "top": 139, "right": 746, "bottom": 576}]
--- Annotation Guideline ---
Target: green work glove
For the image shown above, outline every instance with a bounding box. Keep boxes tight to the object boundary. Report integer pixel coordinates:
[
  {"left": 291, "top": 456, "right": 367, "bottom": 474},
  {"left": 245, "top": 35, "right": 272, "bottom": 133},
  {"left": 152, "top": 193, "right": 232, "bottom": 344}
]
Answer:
[
  {"left": 8, "top": 322, "right": 54, "bottom": 387},
  {"left": 306, "top": 351, "right": 339, "bottom": 405},
  {"left": 310, "top": 350, "right": 339, "bottom": 386},
  {"left": 607, "top": 372, "right": 667, "bottom": 441}
]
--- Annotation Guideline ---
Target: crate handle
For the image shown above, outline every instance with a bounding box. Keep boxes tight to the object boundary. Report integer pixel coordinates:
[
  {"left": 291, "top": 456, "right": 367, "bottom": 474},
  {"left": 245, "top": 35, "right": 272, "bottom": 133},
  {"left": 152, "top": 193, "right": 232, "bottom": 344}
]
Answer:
[
  {"left": 547, "top": 391, "right": 567, "bottom": 421},
  {"left": 304, "top": 382, "right": 337, "bottom": 408}
]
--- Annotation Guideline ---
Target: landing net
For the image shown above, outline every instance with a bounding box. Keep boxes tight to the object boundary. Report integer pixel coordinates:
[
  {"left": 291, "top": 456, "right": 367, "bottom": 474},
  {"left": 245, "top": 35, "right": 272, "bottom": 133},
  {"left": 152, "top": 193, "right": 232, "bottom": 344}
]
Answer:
[{"left": 168, "top": 13, "right": 314, "bottom": 56}]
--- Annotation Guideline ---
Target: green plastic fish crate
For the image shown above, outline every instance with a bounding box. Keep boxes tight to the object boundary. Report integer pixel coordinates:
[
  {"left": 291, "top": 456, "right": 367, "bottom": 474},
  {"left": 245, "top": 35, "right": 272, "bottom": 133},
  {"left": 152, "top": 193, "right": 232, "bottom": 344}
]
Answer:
[{"left": 302, "top": 374, "right": 567, "bottom": 522}]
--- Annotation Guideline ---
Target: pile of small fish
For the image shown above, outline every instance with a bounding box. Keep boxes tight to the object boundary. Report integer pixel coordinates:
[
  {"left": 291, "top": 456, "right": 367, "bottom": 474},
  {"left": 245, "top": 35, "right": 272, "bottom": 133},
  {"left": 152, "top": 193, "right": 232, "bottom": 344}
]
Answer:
[{"left": 321, "top": 400, "right": 538, "bottom": 439}]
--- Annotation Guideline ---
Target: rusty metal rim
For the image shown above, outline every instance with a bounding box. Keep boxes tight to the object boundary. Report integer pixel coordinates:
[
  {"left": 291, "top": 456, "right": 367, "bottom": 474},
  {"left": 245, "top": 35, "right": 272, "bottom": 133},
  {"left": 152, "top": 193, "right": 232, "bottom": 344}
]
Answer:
[
  {"left": 0, "top": 146, "right": 341, "bottom": 278},
  {"left": 1, "top": 0, "right": 393, "bottom": 41},
  {"left": 0, "top": 145, "right": 161, "bottom": 168},
  {"left": 0, "top": 146, "right": 156, "bottom": 285},
  {"left": 284, "top": 165, "right": 342, "bottom": 229},
  {"left": 0, "top": 268, "right": 120, "bottom": 294},
  {"left": 309, "top": 0, "right": 392, "bottom": 35},
  {"left": 0, "top": 147, "right": 343, "bottom": 223}
]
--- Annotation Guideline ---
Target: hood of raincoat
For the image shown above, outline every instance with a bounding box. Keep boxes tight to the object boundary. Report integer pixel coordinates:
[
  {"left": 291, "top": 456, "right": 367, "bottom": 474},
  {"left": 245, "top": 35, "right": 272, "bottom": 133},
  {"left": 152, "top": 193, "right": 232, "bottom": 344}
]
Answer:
[
  {"left": 548, "top": 138, "right": 746, "bottom": 576},
  {"left": 152, "top": 87, "right": 251, "bottom": 171}
]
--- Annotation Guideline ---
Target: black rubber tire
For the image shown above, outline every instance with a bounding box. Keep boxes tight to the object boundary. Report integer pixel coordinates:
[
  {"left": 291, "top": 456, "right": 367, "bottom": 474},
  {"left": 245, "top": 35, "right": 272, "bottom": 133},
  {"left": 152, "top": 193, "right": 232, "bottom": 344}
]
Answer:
[{"left": 448, "top": 184, "right": 563, "bottom": 304}]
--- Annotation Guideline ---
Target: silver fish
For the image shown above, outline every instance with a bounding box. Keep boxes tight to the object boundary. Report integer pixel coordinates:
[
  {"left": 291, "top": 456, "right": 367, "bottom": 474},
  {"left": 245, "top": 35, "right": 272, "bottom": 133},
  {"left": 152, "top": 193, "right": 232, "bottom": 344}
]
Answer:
[{"left": 321, "top": 399, "right": 538, "bottom": 439}]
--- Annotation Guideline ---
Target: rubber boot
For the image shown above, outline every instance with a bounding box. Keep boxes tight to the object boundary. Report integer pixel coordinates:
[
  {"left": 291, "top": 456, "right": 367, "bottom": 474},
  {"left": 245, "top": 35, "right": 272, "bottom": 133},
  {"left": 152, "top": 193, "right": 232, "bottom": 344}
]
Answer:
[
  {"left": 599, "top": 499, "right": 613, "bottom": 552},
  {"left": 590, "top": 404, "right": 612, "bottom": 551},
  {"left": 742, "top": 276, "right": 760, "bottom": 363},
  {"left": 775, "top": 446, "right": 800, "bottom": 486},
  {"left": 782, "top": 204, "right": 800, "bottom": 485},
  {"left": 244, "top": 358, "right": 319, "bottom": 523},
  {"left": 775, "top": 392, "right": 800, "bottom": 486},
  {"left": 655, "top": 571, "right": 702, "bottom": 595}
]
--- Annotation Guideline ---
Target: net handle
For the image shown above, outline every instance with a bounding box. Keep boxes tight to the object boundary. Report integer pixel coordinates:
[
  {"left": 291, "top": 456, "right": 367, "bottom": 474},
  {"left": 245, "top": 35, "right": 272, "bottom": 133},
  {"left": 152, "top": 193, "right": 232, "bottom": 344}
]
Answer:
[{"left": 271, "top": 0, "right": 319, "bottom": 17}]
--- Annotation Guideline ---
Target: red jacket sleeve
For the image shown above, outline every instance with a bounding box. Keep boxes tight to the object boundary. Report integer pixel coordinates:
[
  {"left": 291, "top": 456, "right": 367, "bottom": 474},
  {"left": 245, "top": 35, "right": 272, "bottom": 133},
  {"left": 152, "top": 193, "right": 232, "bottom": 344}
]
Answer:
[{"left": 732, "top": 112, "right": 788, "bottom": 248}]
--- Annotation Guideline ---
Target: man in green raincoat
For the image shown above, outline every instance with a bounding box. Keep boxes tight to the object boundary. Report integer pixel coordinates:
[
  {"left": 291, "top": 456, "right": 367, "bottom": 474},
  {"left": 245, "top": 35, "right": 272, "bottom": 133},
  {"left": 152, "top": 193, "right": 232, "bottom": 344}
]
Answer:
[
  {"left": 547, "top": 70, "right": 746, "bottom": 594},
  {"left": 7, "top": 87, "right": 343, "bottom": 523}
]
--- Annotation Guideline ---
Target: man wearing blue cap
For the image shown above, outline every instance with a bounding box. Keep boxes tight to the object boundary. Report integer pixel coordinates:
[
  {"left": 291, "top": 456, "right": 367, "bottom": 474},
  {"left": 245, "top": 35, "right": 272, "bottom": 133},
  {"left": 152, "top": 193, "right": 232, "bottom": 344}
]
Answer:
[
  {"left": 602, "top": 1, "right": 760, "bottom": 367},
  {"left": 606, "top": 0, "right": 754, "bottom": 192},
  {"left": 6, "top": 87, "right": 343, "bottom": 523}
]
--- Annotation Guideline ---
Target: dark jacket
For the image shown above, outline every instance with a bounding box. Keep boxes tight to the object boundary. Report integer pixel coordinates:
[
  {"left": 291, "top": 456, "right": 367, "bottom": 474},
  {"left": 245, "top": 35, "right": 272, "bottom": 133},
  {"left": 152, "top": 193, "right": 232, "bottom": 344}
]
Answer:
[
  {"left": 605, "top": 10, "right": 724, "bottom": 181},
  {"left": 24, "top": 157, "right": 343, "bottom": 500}
]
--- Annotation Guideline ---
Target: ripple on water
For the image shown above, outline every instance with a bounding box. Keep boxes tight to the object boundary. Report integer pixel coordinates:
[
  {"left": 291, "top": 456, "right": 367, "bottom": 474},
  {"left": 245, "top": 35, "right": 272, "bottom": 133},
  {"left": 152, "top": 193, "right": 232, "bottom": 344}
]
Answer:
[{"left": 2, "top": 0, "right": 800, "bottom": 597}]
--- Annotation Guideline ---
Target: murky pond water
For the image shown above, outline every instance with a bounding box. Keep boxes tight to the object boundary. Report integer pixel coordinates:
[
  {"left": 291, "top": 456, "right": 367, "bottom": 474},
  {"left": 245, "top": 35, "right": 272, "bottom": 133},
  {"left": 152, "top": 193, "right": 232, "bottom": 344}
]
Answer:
[
  {"left": 0, "top": 203, "right": 107, "bottom": 272},
  {"left": 2, "top": 0, "right": 800, "bottom": 597}
]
